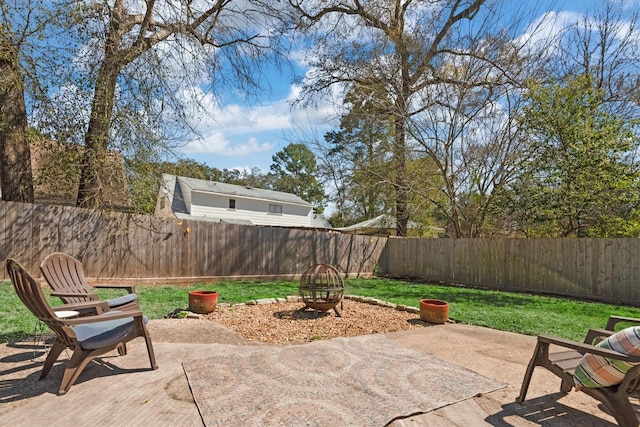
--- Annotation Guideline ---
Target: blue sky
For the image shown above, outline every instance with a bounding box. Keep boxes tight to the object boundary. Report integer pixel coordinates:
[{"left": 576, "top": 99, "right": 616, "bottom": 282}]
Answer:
[{"left": 175, "top": 0, "right": 633, "bottom": 174}]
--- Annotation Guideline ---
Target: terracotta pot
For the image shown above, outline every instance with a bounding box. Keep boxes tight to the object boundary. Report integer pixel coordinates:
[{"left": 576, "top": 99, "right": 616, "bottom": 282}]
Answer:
[
  {"left": 189, "top": 290, "right": 218, "bottom": 314},
  {"left": 419, "top": 299, "right": 449, "bottom": 324}
]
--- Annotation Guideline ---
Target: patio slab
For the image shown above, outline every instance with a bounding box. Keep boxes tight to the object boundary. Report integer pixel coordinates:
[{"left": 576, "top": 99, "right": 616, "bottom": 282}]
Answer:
[{"left": 0, "top": 319, "right": 623, "bottom": 426}]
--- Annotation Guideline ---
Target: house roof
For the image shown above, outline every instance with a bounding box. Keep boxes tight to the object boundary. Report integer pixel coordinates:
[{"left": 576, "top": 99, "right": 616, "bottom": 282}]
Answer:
[
  {"left": 334, "top": 214, "right": 397, "bottom": 232},
  {"left": 176, "top": 175, "right": 312, "bottom": 207},
  {"left": 335, "top": 214, "right": 444, "bottom": 232}
]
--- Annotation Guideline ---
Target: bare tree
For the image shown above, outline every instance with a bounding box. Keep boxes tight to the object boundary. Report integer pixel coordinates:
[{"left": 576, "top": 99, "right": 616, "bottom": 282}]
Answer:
[
  {"left": 286, "top": 0, "right": 514, "bottom": 236},
  {"left": 0, "top": 1, "right": 52, "bottom": 202},
  {"left": 0, "top": 29, "right": 33, "bottom": 202},
  {"left": 42, "top": 0, "right": 288, "bottom": 209}
]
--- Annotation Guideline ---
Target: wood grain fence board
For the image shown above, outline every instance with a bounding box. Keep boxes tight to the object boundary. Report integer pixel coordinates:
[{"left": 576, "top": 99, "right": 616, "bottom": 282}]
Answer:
[
  {"left": 547, "top": 239, "right": 560, "bottom": 294},
  {"left": 450, "top": 240, "right": 461, "bottom": 283},
  {"left": 507, "top": 239, "right": 520, "bottom": 289},
  {"left": 575, "top": 238, "right": 587, "bottom": 296},
  {"left": 630, "top": 241, "right": 640, "bottom": 303},
  {"left": 605, "top": 240, "right": 616, "bottom": 300},
  {"left": 621, "top": 240, "right": 634, "bottom": 301},
  {"left": 538, "top": 240, "right": 550, "bottom": 294},
  {"left": 570, "top": 238, "right": 582, "bottom": 295},
  {"left": 505, "top": 239, "right": 515, "bottom": 289},
  {"left": 0, "top": 202, "right": 22, "bottom": 266},
  {"left": 612, "top": 239, "right": 623, "bottom": 300},
  {"left": 601, "top": 239, "right": 612, "bottom": 299},
  {"left": 442, "top": 239, "right": 453, "bottom": 282},
  {"left": 483, "top": 239, "right": 492, "bottom": 285},
  {"left": 618, "top": 239, "right": 629, "bottom": 300},
  {"left": 418, "top": 237, "right": 426, "bottom": 278},
  {"left": 190, "top": 221, "right": 203, "bottom": 277},
  {"left": 9, "top": 202, "right": 34, "bottom": 271}
]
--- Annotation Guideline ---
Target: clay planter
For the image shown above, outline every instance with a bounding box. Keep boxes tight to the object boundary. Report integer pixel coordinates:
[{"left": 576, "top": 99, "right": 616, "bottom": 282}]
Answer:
[
  {"left": 188, "top": 290, "right": 218, "bottom": 314},
  {"left": 419, "top": 299, "right": 449, "bottom": 324}
]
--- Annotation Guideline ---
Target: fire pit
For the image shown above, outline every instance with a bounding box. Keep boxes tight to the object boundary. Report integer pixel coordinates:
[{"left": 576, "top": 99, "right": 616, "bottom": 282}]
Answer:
[{"left": 299, "top": 264, "right": 344, "bottom": 317}]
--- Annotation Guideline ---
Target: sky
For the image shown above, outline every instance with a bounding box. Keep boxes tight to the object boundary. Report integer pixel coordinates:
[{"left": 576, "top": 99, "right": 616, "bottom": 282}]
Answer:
[{"left": 171, "top": 0, "right": 631, "bottom": 174}]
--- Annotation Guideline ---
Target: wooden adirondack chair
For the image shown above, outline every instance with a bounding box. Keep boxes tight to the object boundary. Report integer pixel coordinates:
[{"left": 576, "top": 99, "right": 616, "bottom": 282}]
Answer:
[
  {"left": 517, "top": 316, "right": 640, "bottom": 427},
  {"left": 7, "top": 259, "right": 158, "bottom": 395},
  {"left": 40, "top": 252, "right": 138, "bottom": 311}
]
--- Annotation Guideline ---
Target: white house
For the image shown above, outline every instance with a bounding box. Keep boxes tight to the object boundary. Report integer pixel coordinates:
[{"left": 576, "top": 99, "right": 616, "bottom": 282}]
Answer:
[{"left": 156, "top": 174, "right": 331, "bottom": 229}]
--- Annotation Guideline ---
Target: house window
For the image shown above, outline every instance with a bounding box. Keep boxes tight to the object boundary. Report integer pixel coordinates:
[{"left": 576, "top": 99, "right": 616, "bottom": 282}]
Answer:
[
  {"left": 268, "top": 204, "right": 282, "bottom": 214},
  {"left": 229, "top": 199, "right": 236, "bottom": 210}
]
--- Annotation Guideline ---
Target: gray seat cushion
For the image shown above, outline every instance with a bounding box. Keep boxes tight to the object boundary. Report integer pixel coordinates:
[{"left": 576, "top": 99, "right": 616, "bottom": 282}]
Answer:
[
  {"left": 74, "top": 315, "right": 148, "bottom": 350},
  {"left": 106, "top": 293, "right": 137, "bottom": 308}
]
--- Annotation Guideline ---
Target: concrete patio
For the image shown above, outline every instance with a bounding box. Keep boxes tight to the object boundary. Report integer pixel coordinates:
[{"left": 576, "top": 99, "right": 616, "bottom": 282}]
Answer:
[{"left": 0, "top": 319, "right": 626, "bottom": 426}]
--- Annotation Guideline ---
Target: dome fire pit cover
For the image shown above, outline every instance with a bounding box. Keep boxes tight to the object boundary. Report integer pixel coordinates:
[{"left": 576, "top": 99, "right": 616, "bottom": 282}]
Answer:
[{"left": 299, "top": 264, "right": 344, "bottom": 317}]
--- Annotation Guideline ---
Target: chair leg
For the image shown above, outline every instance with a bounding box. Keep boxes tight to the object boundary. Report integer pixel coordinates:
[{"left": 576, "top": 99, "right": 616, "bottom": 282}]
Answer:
[
  {"left": 517, "top": 358, "right": 536, "bottom": 402},
  {"left": 117, "top": 343, "right": 127, "bottom": 356},
  {"left": 143, "top": 328, "right": 158, "bottom": 370},
  {"left": 517, "top": 341, "right": 548, "bottom": 403},
  {"left": 39, "top": 340, "right": 66, "bottom": 380},
  {"left": 560, "top": 377, "right": 574, "bottom": 393},
  {"left": 58, "top": 348, "right": 93, "bottom": 395}
]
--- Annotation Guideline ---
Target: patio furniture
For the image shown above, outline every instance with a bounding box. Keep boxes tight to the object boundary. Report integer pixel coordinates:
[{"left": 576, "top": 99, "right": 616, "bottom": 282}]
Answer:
[
  {"left": 40, "top": 252, "right": 138, "bottom": 311},
  {"left": 7, "top": 258, "right": 158, "bottom": 395},
  {"left": 517, "top": 316, "right": 640, "bottom": 427}
]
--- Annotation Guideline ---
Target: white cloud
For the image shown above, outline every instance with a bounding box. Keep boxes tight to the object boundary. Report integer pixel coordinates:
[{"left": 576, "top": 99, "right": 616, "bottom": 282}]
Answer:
[
  {"left": 516, "top": 10, "right": 582, "bottom": 54},
  {"left": 182, "top": 131, "right": 276, "bottom": 156},
  {"left": 179, "top": 79, "right": 340, "bottom": 160}
]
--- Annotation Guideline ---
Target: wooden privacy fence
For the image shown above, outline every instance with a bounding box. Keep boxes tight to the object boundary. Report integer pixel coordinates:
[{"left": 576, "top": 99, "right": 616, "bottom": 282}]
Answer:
[
  {"left": 378, "top": 238, "right": 640, "bottom": 306},
  {"left": 4, "top": 200, "right": 640, "bottom": 306},
  {"left": 0, "top": 201, "right": 386, "bottom": 282}
]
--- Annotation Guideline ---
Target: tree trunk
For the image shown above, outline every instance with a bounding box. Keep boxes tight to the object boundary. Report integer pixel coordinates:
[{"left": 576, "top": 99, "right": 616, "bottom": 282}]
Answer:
[
  {"left": 0, "top": 33, "right": 34, "bottom": 203},
  {"left": 76, "top": 5, "right": 123, "bottom": 209},
  {"left": 76, "top": 61, "right": 119, "bottom": 208},
  {"left": 393, "top": 114, "right": 408, "bottom": 237}
]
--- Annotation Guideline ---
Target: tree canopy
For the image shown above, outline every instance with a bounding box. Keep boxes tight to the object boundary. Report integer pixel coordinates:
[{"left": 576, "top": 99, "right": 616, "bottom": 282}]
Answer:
[
  {"left": 269, "top": 143, "right": 325, "bottom": 214},
  {"left": 508, "top": 72, "right": 640, "bottom": 237}
]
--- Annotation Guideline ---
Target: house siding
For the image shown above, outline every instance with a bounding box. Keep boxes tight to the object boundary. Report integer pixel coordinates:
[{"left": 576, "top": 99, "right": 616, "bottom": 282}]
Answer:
[
  {"left": 183, "top": 187, "right": 193, "bottom": 213},
  {"left": 190, "top": 191, "right": 313, "bottom": 227}
]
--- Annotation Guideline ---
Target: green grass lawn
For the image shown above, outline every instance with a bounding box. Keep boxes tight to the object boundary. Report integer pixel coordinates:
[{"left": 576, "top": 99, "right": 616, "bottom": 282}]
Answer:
[{"left": 2, "top": 277, "right": 640, "bottom": 343}]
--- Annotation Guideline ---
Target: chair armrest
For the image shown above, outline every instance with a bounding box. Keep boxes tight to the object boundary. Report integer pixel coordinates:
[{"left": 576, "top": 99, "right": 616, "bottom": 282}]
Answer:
[
  {"left": 93, "top": 284, "right": 136, "bottom": 294},
  {"left": 51, "top": 291, "right": 99, "bottom": 299},
  {"left": 538, "top": 334, "right": 640, "bottom": 363},
  {"left": 62, "top": 309, "right": 144, "bottom": 325},
  {"left": 52, "top": 300, "right": 109, "bottom": 314},
  {"left": 604, "top": 315, "right": 640, "bottom": 331}
]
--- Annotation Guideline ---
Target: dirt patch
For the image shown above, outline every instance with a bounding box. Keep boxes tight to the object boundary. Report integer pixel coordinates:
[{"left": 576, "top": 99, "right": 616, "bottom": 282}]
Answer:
[{"left": 201, "top": 298, "right": 432, "bottom": 344}]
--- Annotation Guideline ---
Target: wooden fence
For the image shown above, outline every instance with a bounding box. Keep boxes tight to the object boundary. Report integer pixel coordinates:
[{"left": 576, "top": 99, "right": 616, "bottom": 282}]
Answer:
[
  {"left": 0, "top": 201, "right": 387, "bottom": 283},
  {"left": 4, "top": 200, "right": 640, "bottom": 306},
  {"left": 377, "top": 238, "right": 640, "bottom": 306}
]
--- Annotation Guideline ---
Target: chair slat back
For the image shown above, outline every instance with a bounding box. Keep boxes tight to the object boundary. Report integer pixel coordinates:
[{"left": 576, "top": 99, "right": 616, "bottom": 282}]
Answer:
[
  {"left": 40, "top": 252, "right": 94, "bottom": 303},
  {"left": 7, "top": 259, "right": 76, "bottom": 346}
]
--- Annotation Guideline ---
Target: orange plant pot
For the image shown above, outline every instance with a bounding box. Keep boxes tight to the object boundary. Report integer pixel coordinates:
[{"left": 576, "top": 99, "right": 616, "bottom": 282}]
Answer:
[
  {"left": 189, "top": 290, "right": 218, "bottom": 314},
  {"left": 419, "top": 299, "right": 449, "bottom": 324}
]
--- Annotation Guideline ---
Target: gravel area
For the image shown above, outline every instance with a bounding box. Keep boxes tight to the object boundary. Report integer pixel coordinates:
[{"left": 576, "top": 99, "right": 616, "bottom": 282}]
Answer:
[{"left": 202, "top": 298, "right": 431, "bottom": 344}]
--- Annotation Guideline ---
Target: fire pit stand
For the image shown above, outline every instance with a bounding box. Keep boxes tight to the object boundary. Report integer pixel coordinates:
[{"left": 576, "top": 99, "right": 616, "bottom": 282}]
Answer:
[{"left": 298, "top": 264, "right": 344, "bottom": 317}]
